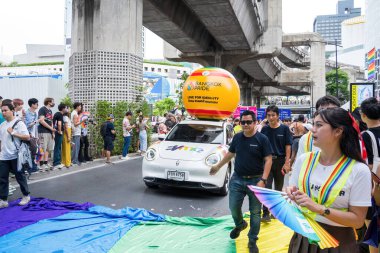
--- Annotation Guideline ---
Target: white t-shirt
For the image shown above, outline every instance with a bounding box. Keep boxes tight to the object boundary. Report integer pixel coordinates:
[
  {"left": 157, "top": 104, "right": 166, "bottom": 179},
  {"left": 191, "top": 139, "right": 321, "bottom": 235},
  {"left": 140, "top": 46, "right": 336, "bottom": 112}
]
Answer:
[
  {"left": 122, "top": 117, "right": 131, "bottom": 137},
  {"left": 296, "top": 133, "right": 320, "bottom": 160},
  {"left": 289, "top": 153, "right": 372, "bottom": 227},
  {"left": 0, "top": 118, "right": 29, "bottom": 160},
  {"left": 63, "top": 116, "right": 72, "bottom": 129},
  {"left": 71, "top": 110, "right": 81, "bottom": 136}
]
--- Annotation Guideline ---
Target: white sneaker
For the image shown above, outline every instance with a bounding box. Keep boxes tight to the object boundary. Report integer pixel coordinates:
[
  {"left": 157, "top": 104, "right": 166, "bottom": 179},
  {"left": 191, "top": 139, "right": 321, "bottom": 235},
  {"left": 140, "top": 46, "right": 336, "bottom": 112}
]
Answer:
[
  {"left": 18, "top": 195, "right": 31, "bottom": 206},
  {"left": 0, "top": 199, "right": 9, "bottom": 208},
  {"left": 121, "top": 156, "right": 130, "bottom": 160}
]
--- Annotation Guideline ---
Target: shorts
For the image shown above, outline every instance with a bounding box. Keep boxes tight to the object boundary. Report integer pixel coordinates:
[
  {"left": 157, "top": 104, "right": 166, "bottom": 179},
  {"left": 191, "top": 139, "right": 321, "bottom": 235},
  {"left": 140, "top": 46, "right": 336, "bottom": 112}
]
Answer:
[
  {"left": 38, "top": 133, "right": 55, "bottom": 152},
  {"left": 104, "top": 136, "right": 114, "bottom": 152}
]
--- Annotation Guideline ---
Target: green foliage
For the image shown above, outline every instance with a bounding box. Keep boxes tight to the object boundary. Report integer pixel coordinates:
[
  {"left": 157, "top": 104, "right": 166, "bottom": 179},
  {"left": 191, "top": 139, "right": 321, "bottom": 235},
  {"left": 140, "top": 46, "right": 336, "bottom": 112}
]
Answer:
[
  {"left": 326, "top": 69, "right": 350, "bottom": 103},
  {"left": 60, "top": 95, "right": 73, "bottom": 109},
  {"left": 0, "top": 61, "right": 64, "bottom": 68},
  {"left": 176, "top": 72, "right": 189, "bottom": 109},
  {"left": 89, "top": 100, "right": 152, "bottom": 158},
  {"left": 143, "top": 60, "right": 184, "bottom": 67},
  {"left": 153, "top": 98, "right": 175, "bottom": 116}
]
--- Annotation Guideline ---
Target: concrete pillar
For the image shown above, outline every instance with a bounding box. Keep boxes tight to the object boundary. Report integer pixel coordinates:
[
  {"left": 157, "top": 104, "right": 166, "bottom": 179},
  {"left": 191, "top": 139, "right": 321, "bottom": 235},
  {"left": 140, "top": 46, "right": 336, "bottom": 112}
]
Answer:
[
  {"left": 310, "top": 41, "right": 326, "bottom": 108},
  {"left": 70, "top": 0, "right": 143, "bottom": 107}
]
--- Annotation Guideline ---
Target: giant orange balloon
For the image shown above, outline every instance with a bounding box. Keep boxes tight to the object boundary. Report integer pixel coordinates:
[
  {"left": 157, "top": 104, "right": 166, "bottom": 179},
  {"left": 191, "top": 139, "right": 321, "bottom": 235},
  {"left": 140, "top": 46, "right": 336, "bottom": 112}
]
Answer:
[{"left": 183, "top": 67, "right": 240, "bottom": 120}]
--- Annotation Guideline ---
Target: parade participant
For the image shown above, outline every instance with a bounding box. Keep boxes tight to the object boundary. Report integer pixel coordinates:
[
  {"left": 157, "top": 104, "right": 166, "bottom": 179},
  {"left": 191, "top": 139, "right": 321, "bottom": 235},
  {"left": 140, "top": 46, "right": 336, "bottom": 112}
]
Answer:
[
  {"left": 137, "top": 115, "right": 149, "bottom": 155},
  {"left": 0, "top": 102, "right": 31, "bottom": 208},
  {"left": 78, "top": 108, "right": 94, "bottom": 163},
  {"left": 61, "top": 108, "right": 72, "bottom": 168},
  {"left": 121, "top": 111, "right": 135, "bottom": 160},
  {"left": 360, "top": 97, "right": 380, "bottom": 253},
  {"left": 261, "top": 105, "right": 293, "bottom": 222},
  {"left": 71, "top": 102, "right": 82, "bottom": 165},
  {"left": 25, "top": 98, "right": 39, "bottom": 173},
  {"left": 233, "top": 118, "right": 242, "bottom": 134},
  {"left": 52, "top": 104, "right": 67, "bottom": 169},
  {"left": 297, "top": 95, "right": 340, "bottom": 159},
  {"left": 38, "top": 97, "right": 56, "bottom": 171},
  {"left": 0, "top": 96, "right": 4, "bottom": 124},
  {"left": 12, "top": 98, "right": 25, "bottom": 121},
  {"left": 104, "top": 114, "right": 116, "bottom": 164},
  {"left": 287, "top": 108, "right": 371, "bottom": 253},
  {"left": 210, "top": 110, "right": 273, "bottom": 253}
]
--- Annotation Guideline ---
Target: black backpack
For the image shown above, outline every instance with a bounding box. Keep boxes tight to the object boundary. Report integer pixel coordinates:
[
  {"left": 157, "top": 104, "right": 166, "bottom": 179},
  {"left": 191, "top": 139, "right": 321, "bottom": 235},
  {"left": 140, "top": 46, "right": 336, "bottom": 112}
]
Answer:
[{"left": 100, "top": 122, "right": 108, "bottom": 138}]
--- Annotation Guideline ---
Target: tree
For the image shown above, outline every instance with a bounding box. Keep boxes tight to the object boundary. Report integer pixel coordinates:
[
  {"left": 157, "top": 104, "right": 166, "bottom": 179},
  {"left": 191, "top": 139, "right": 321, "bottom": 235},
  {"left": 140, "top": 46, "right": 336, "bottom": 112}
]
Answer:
[
  {"left": 326, "top": 69, "right": 350, "bottom": 103},
  {"left": 176, "top": 72, "right": 189, "bottom": 109},
  {"left": 8, "top": 61, "right": 18, "bottom": 67},
  {"left": 153, "top": 97, "right": 175, "bottom": 116},
  {"left": 60, "top": 95, "right": 73, "bottom": 108}
]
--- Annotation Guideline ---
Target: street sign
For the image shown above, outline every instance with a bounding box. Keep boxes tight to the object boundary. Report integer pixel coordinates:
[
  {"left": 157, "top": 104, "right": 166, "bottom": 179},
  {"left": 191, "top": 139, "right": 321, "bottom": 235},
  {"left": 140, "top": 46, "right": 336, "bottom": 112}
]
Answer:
[
  {"left": 350, "top": 83, "right": 375, "bottom": 112},
  {"left": 279, "top": 109, "right": 292, "bottom": 120}
]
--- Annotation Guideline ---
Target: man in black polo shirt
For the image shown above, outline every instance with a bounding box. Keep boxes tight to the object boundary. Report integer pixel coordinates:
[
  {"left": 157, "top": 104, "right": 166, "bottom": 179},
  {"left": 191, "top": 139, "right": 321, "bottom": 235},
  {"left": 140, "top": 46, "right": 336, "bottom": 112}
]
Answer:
[
  {"left": 260, "top": 105, "right": 292, "bottom": 222},
  {"left": 210, "top": 110, "right": 273, "bottom": 253}
]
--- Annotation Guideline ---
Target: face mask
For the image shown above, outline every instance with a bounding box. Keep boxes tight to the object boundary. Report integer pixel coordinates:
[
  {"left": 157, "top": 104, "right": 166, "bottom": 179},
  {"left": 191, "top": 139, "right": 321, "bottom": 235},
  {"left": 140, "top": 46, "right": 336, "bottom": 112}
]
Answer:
[{"left": 51, "top": 103, "right": 55, "bottom": 108}]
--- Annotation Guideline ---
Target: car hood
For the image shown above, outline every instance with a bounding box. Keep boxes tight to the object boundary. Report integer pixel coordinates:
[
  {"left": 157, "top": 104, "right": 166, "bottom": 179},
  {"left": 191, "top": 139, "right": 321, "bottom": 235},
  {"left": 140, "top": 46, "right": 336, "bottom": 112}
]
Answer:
[{"left": 157, "top": 141, "right": 228, "bottom": 161}]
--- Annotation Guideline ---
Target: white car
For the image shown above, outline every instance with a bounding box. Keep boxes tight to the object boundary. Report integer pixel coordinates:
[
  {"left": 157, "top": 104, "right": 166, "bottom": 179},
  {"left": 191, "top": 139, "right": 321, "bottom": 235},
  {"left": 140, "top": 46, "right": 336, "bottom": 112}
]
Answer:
[{"left": 142, "top": 119, "right": 234, "bottom": 196}]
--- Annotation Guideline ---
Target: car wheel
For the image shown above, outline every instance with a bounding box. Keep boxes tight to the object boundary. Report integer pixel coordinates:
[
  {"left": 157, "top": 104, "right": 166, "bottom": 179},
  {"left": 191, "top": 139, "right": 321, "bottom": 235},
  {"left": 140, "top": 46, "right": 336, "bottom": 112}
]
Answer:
[
  {"left": 144, "top": 182, "right": 159, "bottom": 188},
  {"left": 217, "top": 168, "right": 230, "bottom": 196}
]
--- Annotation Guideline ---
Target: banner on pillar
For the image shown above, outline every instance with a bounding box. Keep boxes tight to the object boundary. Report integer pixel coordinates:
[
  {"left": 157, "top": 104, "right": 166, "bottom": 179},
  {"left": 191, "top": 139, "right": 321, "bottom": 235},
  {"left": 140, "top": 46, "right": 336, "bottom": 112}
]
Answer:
[
  {"left": 233, "top": 106, "right": 257, "bottom": 119},
  {"left": 350, "top": 83, "right": 375, "bottom": 112}
]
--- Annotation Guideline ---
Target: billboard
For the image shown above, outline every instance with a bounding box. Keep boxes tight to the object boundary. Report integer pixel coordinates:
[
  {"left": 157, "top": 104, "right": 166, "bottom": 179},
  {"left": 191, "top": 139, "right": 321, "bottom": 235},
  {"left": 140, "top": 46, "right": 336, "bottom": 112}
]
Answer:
[
  {"left": 350, "top": 83, "right": 375, "bottom": 111},
  {"left": 233, "top": 106, "right": 257, "bottom": 119},
  {"left": 256, "top": 108, "right": 292, "bottom": 121}
]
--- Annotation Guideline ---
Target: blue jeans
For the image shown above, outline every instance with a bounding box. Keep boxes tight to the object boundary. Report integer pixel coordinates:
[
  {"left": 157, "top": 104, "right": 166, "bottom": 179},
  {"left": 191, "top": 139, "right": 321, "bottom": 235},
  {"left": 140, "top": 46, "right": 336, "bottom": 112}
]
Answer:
[
  {"left": 139, "top": 130, "right": 147, "bottom": 152},
  {"left": 122, "top": 136, "right": 132, "bottom": 157},
  {"left": 71, "top": 135, "right": 81, "bottom": 164},
  {"left": 53, "top": 134, "right": 63, "bottom": 166},
  {"left": 229, "top": 173, "right": 262, "bottom": 241}
]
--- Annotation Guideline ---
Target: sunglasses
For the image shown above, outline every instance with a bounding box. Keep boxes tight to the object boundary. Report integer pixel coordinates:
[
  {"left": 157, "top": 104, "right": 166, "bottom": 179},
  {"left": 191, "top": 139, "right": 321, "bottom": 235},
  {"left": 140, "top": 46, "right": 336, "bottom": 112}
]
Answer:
[{"left": 241, "top": 120, "right": 254, "bottom": 125}]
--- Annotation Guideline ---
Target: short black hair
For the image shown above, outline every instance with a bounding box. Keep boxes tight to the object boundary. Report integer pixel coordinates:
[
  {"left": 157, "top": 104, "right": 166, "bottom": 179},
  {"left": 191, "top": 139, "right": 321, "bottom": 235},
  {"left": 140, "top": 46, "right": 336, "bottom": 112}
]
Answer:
[
  {"left": 2, "top": 102, "right": 14, "bottom": 111},
  {"left": 126, "top": 111, "right": 133, "bottom": 116},
  {"left": 315, "top": 95, "right": 340, "bottom": 110},
  {"left": 28, "top": 98, "right": 38, "bottom": 107},
  {"left": 298, "top": 114, "right": 305, "bottom": 122},
  {"left": 266, "top": 105, "right": 279, "bottom": 115},
  {"left": 58, "top": 103, "right": 67, "bottom": 111},
  {"left": 360, "top": 97, "right": 380, "bottom": 120},
  {"left": 1, "top": 99, "right": 12, "bottom": 106},
  {"left": 73, "top": 102, "right": 81, "bottom": 110},
  {"left": 240, "top": 110, "right": 257, "bottom": 121}
]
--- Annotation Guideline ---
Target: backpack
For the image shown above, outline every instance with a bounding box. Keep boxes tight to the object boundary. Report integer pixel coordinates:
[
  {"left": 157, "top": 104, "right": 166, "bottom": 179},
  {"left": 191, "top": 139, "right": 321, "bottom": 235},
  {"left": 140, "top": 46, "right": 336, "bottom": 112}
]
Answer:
[
  {"left": 11, "top": 120, "right": 33, "bottom": 172},
  {"left": 363, "top": 130, "right": 380, "bottom": 206},
  {"left": 364, "top": 130, "right": 380, "bottom": 175},
  {"left": 100, "top": 122, "right": 108, "bottom": 138}
]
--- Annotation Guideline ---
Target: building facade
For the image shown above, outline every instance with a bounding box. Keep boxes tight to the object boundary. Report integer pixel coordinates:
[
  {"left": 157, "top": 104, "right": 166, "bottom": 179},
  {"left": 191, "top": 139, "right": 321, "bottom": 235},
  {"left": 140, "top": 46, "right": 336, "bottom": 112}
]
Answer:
[
  {"left": 313, "top": 0, "right": 361, "bottom": 45},
  {"left": 365, "top": 0, "right": 380, "bottom": 98}
]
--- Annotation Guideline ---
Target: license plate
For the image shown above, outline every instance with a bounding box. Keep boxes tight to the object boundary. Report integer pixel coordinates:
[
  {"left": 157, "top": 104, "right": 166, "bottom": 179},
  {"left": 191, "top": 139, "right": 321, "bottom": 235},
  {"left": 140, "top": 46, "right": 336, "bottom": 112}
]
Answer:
[{"left": 167, "top": 170, "right": 186, "bottom": 181}]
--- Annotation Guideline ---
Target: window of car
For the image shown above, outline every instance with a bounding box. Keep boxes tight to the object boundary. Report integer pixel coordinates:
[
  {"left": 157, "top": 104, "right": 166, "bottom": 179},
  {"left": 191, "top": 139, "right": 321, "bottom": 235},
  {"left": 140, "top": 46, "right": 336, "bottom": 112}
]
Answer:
[{"left": 166, "top": 124, "right": 223, "bottom": 144}]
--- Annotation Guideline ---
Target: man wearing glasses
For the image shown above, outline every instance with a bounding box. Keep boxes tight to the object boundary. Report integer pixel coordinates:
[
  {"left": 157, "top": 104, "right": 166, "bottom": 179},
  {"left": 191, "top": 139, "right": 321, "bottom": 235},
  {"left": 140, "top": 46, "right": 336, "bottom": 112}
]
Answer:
[{"left": 210, "top": 110, "right": 273, "bottom": 253}]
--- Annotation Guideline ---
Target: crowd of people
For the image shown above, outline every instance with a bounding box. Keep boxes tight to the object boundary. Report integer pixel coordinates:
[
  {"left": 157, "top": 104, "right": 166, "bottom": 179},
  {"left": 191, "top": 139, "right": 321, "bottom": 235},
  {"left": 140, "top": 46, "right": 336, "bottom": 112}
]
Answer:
[
  {"left": 1, "top": 93, "right": 380, "bottom": 252},
  {"left": 211, "top": 95, "right": 380, "bottom": 253}
]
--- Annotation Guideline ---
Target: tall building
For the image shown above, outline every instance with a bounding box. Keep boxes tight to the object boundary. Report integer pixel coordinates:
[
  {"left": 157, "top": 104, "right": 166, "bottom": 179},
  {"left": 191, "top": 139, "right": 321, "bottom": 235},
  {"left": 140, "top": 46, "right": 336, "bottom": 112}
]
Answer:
[
  {"left": 365, "top": 0, "right": 380, "bottom": 98},
  {"left": 313, "top": 0, "right": 361, "bottom": 45}
]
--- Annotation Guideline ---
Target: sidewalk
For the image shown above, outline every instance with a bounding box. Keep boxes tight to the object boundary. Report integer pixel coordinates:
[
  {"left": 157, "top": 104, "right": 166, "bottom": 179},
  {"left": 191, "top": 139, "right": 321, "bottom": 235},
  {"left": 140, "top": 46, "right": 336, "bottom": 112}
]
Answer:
[{"left": 10, "top": 153, "right": 143, "bottom": 184}]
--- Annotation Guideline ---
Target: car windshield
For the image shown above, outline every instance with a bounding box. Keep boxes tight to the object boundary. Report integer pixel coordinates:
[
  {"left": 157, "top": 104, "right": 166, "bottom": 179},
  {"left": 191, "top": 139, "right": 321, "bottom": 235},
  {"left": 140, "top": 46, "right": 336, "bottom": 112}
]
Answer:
[{"left": 166, "top": 124, "right": 223, "bottom": 144}]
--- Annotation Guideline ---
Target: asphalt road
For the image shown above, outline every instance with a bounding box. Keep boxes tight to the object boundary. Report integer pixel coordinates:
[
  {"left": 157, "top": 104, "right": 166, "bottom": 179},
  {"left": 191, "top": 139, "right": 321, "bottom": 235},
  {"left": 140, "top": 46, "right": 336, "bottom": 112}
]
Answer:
[{"left": 9, "top": 157, "right": 249, "bottom": 217}]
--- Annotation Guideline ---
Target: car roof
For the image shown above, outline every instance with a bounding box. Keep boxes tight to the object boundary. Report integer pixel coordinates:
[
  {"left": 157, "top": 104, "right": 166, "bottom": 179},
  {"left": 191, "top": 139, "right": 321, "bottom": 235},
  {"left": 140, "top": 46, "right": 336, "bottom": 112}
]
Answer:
[{"left": 178, "top": 119, "right": 225, "bottom": 127}]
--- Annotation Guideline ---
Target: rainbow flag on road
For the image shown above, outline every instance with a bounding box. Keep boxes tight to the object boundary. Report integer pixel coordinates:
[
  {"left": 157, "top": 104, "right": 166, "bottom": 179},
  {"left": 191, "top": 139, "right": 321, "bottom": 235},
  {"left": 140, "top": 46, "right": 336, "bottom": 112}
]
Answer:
[{"left": 0, "top": 197, "right": 292, "bottom": 252}]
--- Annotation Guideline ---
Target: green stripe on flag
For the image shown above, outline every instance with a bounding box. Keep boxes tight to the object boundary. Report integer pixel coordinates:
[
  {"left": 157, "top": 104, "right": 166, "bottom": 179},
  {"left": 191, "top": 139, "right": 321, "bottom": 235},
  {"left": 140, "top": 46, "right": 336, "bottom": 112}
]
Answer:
[{"left": 108, "top": 216, "right": 236, "bottom": 253}]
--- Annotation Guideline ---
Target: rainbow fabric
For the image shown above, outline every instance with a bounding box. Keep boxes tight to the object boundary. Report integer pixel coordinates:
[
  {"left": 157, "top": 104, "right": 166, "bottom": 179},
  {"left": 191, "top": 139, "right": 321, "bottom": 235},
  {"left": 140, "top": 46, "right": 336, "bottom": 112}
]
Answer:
[
  {"left": 304, "top": 131, "right": 313, "bottom": 153},
  {"left": 0, "top": 197, "right": 294, "bottom": 252},
  {"left": 367, "top": 48, "right": 376, "bottom": 80},
  {"left": 248, "top": 186, "right": 339, "bottom": 249}
]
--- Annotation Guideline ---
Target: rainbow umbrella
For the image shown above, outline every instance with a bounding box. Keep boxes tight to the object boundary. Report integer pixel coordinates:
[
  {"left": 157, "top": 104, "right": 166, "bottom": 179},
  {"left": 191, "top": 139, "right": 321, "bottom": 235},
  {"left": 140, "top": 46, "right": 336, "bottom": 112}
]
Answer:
[
  {"left": 80, "top": 111, "right": 90, "bottom": 128},
  {"left": 248, "top": 185, "right": 339, "bottom": 249}
]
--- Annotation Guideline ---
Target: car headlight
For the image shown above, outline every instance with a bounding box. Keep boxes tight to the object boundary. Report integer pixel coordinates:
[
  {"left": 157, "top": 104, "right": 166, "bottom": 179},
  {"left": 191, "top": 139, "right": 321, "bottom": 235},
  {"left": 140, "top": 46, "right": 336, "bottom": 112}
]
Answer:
[
  {"left": 205, "top": 153, "right": 221, "bottom": 166},
  {"left": 145, "top": 148, "right": 157, "bottom": 161}
]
